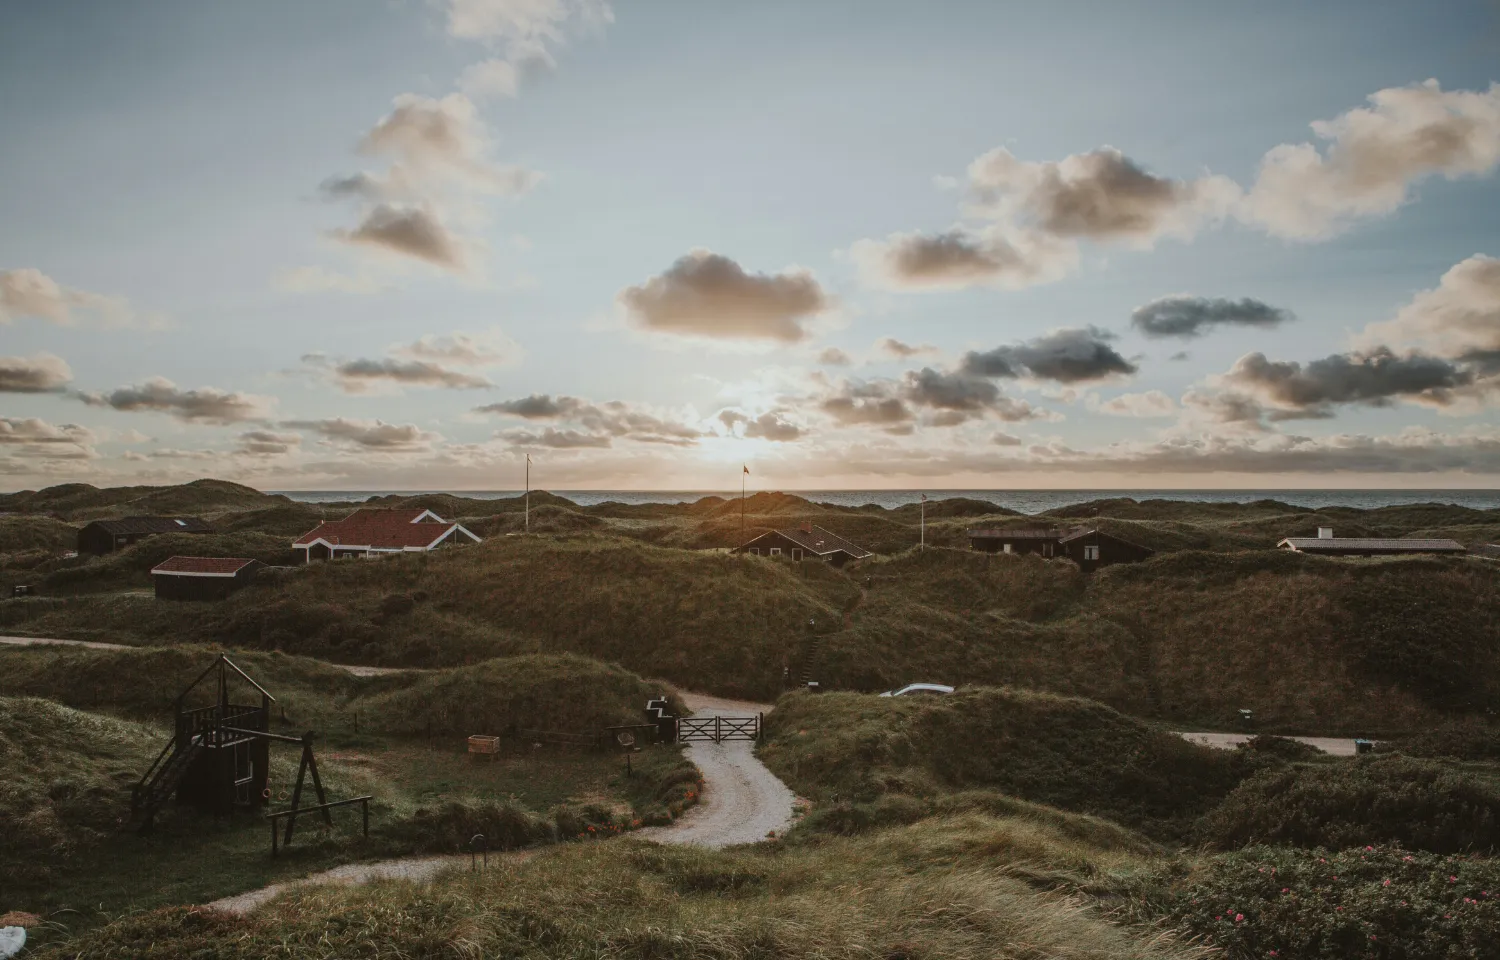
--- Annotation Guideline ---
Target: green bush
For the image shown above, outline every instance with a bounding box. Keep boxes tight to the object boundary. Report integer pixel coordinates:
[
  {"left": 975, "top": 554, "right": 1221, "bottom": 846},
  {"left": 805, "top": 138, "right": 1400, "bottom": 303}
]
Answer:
[
  {"left": 1159, "top": 845, "right": 1500, "bottom": 959},
  {"left": 1198, "top": 756, "right": 1500, "bottom": 854}
]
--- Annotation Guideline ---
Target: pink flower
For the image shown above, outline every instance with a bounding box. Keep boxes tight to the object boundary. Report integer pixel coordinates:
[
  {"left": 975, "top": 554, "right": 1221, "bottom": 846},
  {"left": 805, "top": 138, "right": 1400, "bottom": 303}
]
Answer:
[
  {"left": 1281, "top": 888, "right": 1289, "bottom": 894},
  {"left": 1235, "top": 914, "right": 1244, "bottom": 923},
  {"left": 1383, "top": 879, "right": 1391, "bottom": 887},
  {"left": 1451, "top": 876, "right": 1459, "bottom": 882}
]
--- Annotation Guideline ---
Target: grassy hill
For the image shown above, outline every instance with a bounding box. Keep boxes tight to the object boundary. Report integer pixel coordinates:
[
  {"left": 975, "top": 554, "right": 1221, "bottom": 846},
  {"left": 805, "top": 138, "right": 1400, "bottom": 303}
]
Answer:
[
  {"left": 0, "top": 478, "right": 288, "bottom": 520},
  {"left": 4, "top": 531, "right": 1499, "bottom": 732}
]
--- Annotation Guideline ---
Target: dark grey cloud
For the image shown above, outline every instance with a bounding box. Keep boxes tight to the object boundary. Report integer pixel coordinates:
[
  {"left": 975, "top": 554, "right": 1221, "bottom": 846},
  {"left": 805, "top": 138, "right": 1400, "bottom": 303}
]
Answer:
[
  {"left": 1226, "top": 347, "right": 1476, "bottom": 417},
  {"left": 962, "top": 327, "right": 1137, "bottom": 383},
  {"left": 851, "top": 228, "right": 1075, "bottom": 291},
  {"left": 283, "top": 418, "right": 436, "bottom": 451},
  {"left": 236, "top": 430, "right": 302, "bottom": 456},
  {"left": 877, "top": 337, "right": 938, "bottom": 359},
  {"left": 333, "top": 205, "right": 466, "bottom": 270},
  {"left": 718, "top": 409, "right": 805, "bottom": 442},
  {"left": 319, "top": 173, "right": 384, "bottom": 201},
  {"left": 820, "top": 367, "right": 1042, "bottom": 431},
  {"left": 1131, "top": 295, "right": 1295, "bottom": 339},
  {"left": 478, "top": 394, "right": 703, "bottom": 445},
  {"left": 80, "top": 377, "right": 272, "bottom": 424},
  {"left": 333, "top": 358, "right": 492, "bottom": 392},
  {"left": 617, "top": 250, "right": 831, "bottom": 342},
  {"left": 498, "top": 428, "right": 613, "bottom": 449},
  {"left": 0, "top": 353, "right": 71, "bottom": 393}
]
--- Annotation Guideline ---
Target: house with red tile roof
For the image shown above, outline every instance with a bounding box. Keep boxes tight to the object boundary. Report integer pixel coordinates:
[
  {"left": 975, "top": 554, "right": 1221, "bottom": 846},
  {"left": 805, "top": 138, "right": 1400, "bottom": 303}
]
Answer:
[
  {"left": 151, "top": 556, "right": 261, "bottom": 601},
  {"left": 292, "top": 507, "right": 480, "bottom": 563}
]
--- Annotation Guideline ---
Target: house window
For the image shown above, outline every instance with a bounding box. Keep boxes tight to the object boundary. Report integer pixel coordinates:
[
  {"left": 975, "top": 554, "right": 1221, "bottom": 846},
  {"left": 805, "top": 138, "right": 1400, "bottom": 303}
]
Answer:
[
  {"left": 1003, "top": 543, "right": 1012, "bottom": 554},
  {"left": 791, "top": 548, "right": 803, "bottom": 561},
  {"left": 748, "top": 547, "right": 760, "bottom": 555},
  {"left": 1043, "top": 543, "right": 1053, "bottom": 557},
  {"left": 770, "top": 547, "right": 782, "bottom": 556},
  {"left": 1083, "top": 545, "right": 1100, "bottom": 561}
]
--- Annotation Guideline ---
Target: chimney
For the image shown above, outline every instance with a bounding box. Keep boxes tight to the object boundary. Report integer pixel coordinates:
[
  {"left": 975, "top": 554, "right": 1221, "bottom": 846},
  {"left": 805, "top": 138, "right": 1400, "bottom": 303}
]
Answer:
[
  {"left": 1318, "top": 527, "right": 1334, "bottom": 539},
  {"left": 800, "top": 521, "right": 813, "bottom": 534}
]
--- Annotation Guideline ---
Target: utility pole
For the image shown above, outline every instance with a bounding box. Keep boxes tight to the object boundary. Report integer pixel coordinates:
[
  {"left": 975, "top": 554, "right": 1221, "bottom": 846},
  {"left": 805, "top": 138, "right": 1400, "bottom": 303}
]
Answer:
[
  {"left": 920, "top": 492, "right": 926, "bottom": 551},
  {"left": 525, "top": 453, "right": 531, "bottom": 533}
]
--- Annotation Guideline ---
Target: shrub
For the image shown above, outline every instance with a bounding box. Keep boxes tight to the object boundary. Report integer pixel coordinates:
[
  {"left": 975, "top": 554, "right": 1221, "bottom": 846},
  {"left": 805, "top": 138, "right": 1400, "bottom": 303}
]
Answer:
[
  {"left": 1158, "top": 845, "right": 1500, "bottom": 959},
  {"left": 1198, "top": 756, "right": 1500, "bottom": 854}
]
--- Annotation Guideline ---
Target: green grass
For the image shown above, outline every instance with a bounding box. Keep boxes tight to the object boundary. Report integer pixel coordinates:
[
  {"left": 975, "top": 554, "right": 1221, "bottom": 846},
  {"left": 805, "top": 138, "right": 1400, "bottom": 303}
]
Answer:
[
  {"left": 760, "top": 687, "right": 1271, "bottom": 843},
  {"left": 35, "top": 813, "right": 1210, "bottom": 960}
]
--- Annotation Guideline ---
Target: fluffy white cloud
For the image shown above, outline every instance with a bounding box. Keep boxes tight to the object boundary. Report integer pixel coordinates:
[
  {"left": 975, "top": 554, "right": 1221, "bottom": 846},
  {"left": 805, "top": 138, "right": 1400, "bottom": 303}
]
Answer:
[
  {"left": 1, "top": 268, "right": 156, "bottom": 327},
  {"left": 1097, "top": 390, "right": 1177, "bottom": 417},
  {"left": 1242, "top": 81, "right": 1500, "bottom": 239},
  {"left": 1359, "top": 254, "right": 1500, "bottom": 368}
]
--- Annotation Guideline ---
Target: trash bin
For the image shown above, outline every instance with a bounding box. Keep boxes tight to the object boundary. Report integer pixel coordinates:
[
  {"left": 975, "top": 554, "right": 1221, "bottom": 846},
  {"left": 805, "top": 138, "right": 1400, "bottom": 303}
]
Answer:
[
  {"left": 1238, "top": 709, "right": 1254, "bottom": 728},
  {"left": 1354, "top": 739, "right": 1374, "bottom": 755}
]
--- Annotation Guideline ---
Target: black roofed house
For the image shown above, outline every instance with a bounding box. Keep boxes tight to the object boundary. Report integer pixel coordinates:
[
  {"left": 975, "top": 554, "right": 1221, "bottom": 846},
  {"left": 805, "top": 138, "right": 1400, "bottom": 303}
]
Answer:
[
  {"left": 152, "top": 556, "right": 261, "bottom": 601},
  {"left": 734, "top": 522, "right": 873, "bottom": 567},
  {"left": 1277, "top": 528, "right": 1467, "bottom": 557},
  {"left": 77, "top": 516, "right": 214, "bottom": 555},
  {"left": 967, "top": 526, "right": 1154, "bottom": 573}
]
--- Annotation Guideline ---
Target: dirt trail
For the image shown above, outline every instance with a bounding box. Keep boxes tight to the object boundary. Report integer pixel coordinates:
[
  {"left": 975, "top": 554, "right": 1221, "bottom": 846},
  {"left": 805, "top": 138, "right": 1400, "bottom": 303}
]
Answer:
[
  {"left": 0, "top": 635, "right": 412, "bottom": 676},
  {"left": 1177, "top": 731, "right": 1365, "bottom": 756},
  {"left": 205, "top": 855, "right": 470, "bottom": 916},
  {"left": 637, "top": 692, "right": 796, "bottom": 849}
]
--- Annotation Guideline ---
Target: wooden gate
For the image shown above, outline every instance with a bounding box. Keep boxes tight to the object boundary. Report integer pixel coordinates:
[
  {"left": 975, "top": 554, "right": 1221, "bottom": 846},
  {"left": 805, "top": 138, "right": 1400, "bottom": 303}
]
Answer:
[{"left": 677, "top": 715, "right": 761, "bottom": 743}]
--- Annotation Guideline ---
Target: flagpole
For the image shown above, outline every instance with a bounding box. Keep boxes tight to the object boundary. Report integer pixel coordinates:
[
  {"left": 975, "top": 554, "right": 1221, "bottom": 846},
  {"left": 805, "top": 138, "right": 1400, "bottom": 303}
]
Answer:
[
  {"left": 920, "top": 493, "right": 926, "bottom": 551},
  {"left": 525, "top": 454, "right": 530, "bottom": 533},
  {"left": 741, "top": 467, "right": 746, "bottom": 547}
]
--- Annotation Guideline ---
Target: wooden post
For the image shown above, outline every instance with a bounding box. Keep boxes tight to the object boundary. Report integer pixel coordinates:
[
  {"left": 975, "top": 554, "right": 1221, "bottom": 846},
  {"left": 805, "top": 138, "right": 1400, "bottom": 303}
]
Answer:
[
  {"left": 284, "top": 743, "right": 310, "bottom": 846},
  {"left": 271, "top": 815, "right": 279, "bottom": 857},
  {"left": 361, "top": 798, "right": 369, "bottom": 838},
  {"left": 304, "top": 735, "right": 332, "bottom": 827}
]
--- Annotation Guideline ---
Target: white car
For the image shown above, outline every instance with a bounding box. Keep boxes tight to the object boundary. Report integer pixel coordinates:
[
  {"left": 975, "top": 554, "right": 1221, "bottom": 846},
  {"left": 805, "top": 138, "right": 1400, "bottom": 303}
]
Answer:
[{"left": 880, "top": 683, "right": 955, "bottom": 697}]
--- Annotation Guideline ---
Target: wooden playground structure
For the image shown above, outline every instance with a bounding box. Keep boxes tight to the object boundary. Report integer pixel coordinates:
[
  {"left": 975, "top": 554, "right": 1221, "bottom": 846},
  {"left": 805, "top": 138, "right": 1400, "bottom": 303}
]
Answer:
[{"left": 130, "top": 654, "right": 370, "bottom": 853}]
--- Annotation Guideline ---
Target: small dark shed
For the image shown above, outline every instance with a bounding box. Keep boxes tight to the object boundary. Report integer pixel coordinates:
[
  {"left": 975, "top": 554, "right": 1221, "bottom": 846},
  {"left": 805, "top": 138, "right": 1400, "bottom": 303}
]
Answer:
[
  {"left": 152, "top": 556, "right": 261, "bottom": 601},
  {"left": 78, "top": 516, "right": 214, "bottom": 555},
  {"left": 967, "top": 526, "right": 1153, "bottom": 573}
]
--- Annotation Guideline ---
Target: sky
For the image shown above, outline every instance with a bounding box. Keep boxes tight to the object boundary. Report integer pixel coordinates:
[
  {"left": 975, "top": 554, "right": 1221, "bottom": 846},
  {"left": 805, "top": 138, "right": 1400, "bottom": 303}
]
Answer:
[{"left": 2, "top": 0, "right": 1500, "bottom": 492}]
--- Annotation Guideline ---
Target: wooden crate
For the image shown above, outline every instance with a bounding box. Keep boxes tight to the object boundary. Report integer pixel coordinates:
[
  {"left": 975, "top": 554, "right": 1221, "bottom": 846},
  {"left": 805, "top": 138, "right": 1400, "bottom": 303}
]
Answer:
[{"left": 467, "top": 735, "right": 501, "bottom": 760}]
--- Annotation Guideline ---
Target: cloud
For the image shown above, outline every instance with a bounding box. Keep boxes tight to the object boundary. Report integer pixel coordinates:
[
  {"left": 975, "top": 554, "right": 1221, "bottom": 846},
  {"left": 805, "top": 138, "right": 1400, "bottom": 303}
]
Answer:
[
  {"left": 0, "top": 417, "right": 93, "bottom": 446},
  {"left": 818, "top": 367, "right": 1044, "bottom": 431},
  {"left": 717, "top": 409, "right": 805, "bottom": 442},
  {"left": 446, "top": 0, "right": 612, "bottom": 100},
  {"left": 1, "top": 268, "right": 156, "bottom": 328},
  {"left": 1181, "top": 389, "right": 1270, "bottom": 430},
  {"left": 284, "top": 418, "right": 437, "bottom": 451},
  {"left": 962, "top": 327, "right": 1138, "bottom": 383},
  {"left": 967, "top": 146, "right": 1241, "bottom": 244},
  {"left": 1224, "top": 348, "right": 1476, "bottom": 418},
  {"left": 849, "top": 227, "right": 1077, "bottom": 291},
  {"left": 1131, "top": 295, "right": 1295, "bottom": 339},
  {"left": 333, "top": 204, "right": 468, "bottom": 270},
  {"left": 397, "top": 330, "right": 522, "bottom": 367},
  {"left": 817, "top": 347, "right": 853, "bottom": 366},
  {"left": 324, "top": 92, "right": 541, "bottom": 273},
  {"left": 477, "top": 394, "right": 704, "bottom": 445},
  {"left": 237, "top": 430, "right": 302, "bottom": 456},
  {"left": 79, "top": 377, "right": 273, "bottom": 424},
  {"left": 1242, "top": 81, "right": 1500, "bottom": 239},
  {"left": 332, "top": 358, "right": 493, "bottom": 393},
  {"left": 1097, "top": 390, "right": 1177, "bottom": 417},
  {"left": 497, "top": 427, "right": 613, "bottom": 448},
  {"left": 876, "top": 337, "right": 938, "bottom": 359},
  {"left": 459, "top": 58, "right": 524, "bottom": 100},
  {"left": 0, "top": 353, "right": 72, "bottom": 393},
  {"left": 991, "top": 431, "right": 1023, "bottom": 446},
  {"left": 1359, "top": 254, "right": 1500, "bottom": 368},
  {"left": 617, "top": 250, "right": 833, "bottom": 343}
]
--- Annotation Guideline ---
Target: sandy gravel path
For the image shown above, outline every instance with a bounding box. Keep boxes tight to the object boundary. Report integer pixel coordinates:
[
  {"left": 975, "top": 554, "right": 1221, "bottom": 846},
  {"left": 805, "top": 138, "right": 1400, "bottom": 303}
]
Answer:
[
  {"left": 1178, "top": 731, "right": 1366, "bottom": 756},
  {"left": 0, "top": 635, "right": 413, "bottom": 676},
  {"left": 637, "top": 692, "right": 796, "bottom": 849},
  {"left": 205, "top": 855, "right": 469, "bottom": 916}
]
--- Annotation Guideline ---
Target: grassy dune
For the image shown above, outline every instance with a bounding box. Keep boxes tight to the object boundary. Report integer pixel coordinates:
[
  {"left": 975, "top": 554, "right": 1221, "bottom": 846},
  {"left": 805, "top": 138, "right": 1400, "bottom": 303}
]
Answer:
[
  {"left": 5, "top": 531, "right": 1499, "bottom": 731},
  {"left": 36, "top": 815, "right": 1208, "bottom": 960}
]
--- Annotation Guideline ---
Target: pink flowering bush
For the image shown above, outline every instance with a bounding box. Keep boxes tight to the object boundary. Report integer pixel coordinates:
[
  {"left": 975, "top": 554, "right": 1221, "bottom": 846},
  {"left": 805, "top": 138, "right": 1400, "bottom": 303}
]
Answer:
[{"left": 1161, "top": 845, "right": 1500, "bottom": 958}]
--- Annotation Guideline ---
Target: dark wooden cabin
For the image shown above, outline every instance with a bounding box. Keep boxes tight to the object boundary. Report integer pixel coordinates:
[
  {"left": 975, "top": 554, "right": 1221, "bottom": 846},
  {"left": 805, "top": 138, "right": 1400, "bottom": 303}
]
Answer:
[
  {"left": 733, "top": 523, "right": 873, "bottom": 567},
  {"left": 152, "top": 556, "right": 261, "bottom": 601},
  {"left": 77, "top": 516, "right": 213, "bottom": 555},
  {"left": 132, "top": 655, "right": 273, "bottom": 829},
  {"left": 967, "top": 526, "right": 1154, "bottom": 573}
]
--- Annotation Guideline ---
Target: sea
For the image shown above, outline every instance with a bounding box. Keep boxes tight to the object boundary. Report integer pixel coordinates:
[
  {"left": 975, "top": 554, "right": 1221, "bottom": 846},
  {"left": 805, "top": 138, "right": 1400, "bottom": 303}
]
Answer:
[{"left": 273, "top": 489, "right": 1500, "bottom": 513}]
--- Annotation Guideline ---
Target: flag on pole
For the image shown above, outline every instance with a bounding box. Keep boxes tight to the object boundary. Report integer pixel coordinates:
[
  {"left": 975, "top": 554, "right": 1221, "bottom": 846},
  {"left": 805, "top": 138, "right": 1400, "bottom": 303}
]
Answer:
[{"left": 743, "top": 465, "right": 750, "bottom": 475}]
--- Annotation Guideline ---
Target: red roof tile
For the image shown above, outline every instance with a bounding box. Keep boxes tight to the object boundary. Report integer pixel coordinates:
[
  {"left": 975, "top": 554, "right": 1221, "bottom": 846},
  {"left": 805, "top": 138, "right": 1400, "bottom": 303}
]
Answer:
[{"left": 152, "top": 556, "right": 257, "bottom": 576}]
